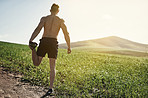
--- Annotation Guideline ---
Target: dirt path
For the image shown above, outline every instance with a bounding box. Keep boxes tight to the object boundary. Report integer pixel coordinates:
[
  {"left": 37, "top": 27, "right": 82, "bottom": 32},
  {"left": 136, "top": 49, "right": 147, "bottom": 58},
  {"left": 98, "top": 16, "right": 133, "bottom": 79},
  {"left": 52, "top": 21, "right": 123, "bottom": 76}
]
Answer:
[{"left": 0, "top": 67, "right": 54, "bottom": 98}]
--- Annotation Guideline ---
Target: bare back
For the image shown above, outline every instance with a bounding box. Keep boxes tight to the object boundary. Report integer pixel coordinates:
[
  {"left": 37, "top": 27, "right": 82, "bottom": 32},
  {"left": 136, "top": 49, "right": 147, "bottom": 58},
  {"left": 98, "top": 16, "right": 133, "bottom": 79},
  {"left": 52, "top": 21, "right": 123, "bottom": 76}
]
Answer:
[{"left": 42, "top": 15, "right": 62, "bottom": 39}]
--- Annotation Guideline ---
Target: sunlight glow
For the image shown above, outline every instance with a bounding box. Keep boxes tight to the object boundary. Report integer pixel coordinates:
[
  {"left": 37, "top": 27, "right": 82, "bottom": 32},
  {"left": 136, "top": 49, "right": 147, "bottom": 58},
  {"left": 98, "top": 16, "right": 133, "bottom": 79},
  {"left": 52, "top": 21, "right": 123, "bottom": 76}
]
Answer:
[{"left": 0, "top": 0, "right": 148, "bottom": 44}]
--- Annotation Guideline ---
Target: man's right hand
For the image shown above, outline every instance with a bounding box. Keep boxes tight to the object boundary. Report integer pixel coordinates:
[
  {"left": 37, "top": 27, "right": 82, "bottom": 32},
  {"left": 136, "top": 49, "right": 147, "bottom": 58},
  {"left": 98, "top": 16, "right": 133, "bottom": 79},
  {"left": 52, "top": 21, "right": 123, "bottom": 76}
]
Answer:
[{"left": 67, "top": 48, "right": 71, "bottom": 54}]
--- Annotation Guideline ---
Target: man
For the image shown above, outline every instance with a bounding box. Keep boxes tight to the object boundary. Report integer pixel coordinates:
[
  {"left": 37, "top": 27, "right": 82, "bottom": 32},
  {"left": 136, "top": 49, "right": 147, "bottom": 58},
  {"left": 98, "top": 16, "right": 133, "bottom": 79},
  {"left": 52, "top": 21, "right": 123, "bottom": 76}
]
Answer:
[{"left": 29, "top": 4, "right": 71, "bottom": 95}]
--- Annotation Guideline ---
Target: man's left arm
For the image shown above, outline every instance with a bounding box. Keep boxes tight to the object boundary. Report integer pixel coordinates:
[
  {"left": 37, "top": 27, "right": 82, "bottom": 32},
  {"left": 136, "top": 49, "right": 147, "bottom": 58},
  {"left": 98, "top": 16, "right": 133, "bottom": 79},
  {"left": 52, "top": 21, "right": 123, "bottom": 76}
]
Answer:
[{"left": 29, "top": 17, "right": 45, "bottom": 42}]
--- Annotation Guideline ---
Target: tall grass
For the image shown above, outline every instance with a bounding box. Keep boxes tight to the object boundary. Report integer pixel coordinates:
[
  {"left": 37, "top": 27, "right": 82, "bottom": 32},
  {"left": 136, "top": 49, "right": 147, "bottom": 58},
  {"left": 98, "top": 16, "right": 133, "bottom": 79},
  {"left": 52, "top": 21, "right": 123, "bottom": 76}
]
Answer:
[{"left": 0, "top": 41, "right": 147, "bottom": 97}]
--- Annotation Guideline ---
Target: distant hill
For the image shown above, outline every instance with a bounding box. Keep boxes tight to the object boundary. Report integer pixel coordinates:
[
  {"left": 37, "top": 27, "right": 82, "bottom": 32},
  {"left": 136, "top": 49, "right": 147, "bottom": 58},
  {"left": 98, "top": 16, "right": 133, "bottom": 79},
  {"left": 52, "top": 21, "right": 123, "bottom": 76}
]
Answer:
[{"left": 59, "top": 36, "right": 148, "bottom": 52}]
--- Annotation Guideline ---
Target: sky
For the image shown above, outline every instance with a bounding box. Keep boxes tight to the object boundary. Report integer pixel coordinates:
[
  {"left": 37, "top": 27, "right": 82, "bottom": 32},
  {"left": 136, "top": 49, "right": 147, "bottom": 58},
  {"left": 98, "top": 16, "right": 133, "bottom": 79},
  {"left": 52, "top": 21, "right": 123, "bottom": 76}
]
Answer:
[{"left": 0, "top": 0, "right": 148, "bottom": 45}]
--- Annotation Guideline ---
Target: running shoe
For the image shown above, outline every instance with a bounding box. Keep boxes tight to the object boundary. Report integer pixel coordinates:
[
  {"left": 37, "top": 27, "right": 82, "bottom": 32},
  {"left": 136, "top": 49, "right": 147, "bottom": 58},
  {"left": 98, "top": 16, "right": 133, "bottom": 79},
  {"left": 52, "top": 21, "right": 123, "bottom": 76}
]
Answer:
[{"left": 45, "top": 89, "right": 53, "bottom": 95}]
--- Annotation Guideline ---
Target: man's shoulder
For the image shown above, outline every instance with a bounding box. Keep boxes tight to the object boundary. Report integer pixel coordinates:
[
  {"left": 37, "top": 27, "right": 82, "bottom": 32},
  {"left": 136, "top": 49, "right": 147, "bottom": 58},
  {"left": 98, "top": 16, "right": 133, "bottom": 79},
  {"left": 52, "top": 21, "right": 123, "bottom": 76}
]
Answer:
[
  {"left": 41, "top": 15, "right": 52, "bottom": 19},
  {"left": 60, "top": 18, "right": 65, "bottom": 23},
  {"left": 55, "top": 16, "right": 64, "bottom": 21},
  {"left": 54, "top": 16, "right": 65, "bottom": 24},
  {"left": 40, "top": 16, "right": 47, "bottom": 21},
  {"left": 42, "top": 15, "right": 50, "bottom": 19},
  {"left": 40, "top": 15, "right": 51, "bottom": 21},
  {"left": 55, "top": 16, "right": 64, "bottom": 23}
]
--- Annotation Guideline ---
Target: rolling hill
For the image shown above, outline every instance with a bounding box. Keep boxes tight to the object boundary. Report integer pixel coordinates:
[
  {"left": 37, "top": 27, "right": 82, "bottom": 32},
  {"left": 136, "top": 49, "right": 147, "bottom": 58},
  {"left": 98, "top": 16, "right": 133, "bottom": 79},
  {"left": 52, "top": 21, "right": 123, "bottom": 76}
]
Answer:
[{"left": 59, "top": 36, "right": 148, "bottom": 52}]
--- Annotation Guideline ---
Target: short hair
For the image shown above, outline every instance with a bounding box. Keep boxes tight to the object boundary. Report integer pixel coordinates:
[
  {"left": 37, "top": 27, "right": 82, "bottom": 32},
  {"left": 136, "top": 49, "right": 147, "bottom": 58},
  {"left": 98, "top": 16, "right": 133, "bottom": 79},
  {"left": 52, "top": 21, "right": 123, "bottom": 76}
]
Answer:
[{"left": 51, "top": 3, "right": 59, "bottom": 12}]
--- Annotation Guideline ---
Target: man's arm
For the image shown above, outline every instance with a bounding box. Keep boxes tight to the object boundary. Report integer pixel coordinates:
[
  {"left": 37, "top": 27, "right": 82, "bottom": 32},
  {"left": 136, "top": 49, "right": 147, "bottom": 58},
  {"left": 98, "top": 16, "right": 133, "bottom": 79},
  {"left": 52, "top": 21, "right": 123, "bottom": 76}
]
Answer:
[
  {"left": 29, "top": 17, "right": 45, "bottom": 42},
  {"left": 61, "top": 20, "right": 71, "bottom": 54}
]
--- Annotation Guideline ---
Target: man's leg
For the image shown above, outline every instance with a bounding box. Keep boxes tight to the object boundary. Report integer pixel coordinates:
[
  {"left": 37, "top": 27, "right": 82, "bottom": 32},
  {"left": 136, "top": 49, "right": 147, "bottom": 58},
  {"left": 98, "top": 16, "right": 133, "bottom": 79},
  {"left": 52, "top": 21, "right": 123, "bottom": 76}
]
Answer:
[
  {"left": 32, "top": 49, "right": 43, "bottom": 66},
  {"left": 49, "top": 58, "right": 56, "bottom": 89}
]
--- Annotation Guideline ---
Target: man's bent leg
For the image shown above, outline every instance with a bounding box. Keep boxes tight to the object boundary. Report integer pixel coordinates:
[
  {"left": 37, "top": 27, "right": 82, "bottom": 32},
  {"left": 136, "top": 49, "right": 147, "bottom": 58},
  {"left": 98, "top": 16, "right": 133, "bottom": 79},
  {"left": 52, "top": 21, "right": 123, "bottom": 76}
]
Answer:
[
  {"left": 49, "top": 58, "right": 56, "bottom": 89},
  {"left": 32, "top": 49, "right": 43, "bottom": 66}
]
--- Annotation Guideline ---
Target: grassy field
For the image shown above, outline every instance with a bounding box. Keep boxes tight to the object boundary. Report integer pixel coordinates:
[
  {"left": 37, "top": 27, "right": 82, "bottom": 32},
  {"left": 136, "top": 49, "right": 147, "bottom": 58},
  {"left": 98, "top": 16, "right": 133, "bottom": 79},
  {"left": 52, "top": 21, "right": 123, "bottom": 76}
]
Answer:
[{"left": 0, "top": 41, "right": 148, "bottom": 97}]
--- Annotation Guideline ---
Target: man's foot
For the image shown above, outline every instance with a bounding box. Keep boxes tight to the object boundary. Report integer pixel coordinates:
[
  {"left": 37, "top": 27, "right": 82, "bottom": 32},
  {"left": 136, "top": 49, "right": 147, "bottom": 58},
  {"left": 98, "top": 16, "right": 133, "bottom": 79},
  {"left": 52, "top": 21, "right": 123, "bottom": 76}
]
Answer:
[
  {"left": 41, "top": 89, "right": 55, "bottom": 98},
  {"left": 45, "top": 89, "right": 53, "bottom": 95},
  {"left": 29, "top": 41, "right": 38, "bottom": 50}
]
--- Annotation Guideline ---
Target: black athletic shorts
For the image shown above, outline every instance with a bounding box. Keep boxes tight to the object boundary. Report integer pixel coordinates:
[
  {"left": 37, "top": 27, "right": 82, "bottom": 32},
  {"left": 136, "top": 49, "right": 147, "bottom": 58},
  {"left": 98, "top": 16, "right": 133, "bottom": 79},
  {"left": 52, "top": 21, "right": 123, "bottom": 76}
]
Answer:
[{"left": 37, "top": 37, "right": 58, "bottom": 59}]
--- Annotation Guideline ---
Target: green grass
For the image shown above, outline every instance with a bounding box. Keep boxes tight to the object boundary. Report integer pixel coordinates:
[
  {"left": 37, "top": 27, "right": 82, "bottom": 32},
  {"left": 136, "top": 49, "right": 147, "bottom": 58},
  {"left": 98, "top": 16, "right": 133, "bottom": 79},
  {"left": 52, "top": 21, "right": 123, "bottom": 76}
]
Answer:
[{"left": 0, "top": 41, "right": 148, "bottom": 97}]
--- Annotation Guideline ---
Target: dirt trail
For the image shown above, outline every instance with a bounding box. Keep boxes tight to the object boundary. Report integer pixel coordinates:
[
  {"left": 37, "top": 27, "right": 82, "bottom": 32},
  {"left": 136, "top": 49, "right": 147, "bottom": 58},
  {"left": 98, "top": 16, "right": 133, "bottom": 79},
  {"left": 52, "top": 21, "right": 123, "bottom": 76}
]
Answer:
[{"left": 0, "top": 67, "right": 54, "bottom": 98}]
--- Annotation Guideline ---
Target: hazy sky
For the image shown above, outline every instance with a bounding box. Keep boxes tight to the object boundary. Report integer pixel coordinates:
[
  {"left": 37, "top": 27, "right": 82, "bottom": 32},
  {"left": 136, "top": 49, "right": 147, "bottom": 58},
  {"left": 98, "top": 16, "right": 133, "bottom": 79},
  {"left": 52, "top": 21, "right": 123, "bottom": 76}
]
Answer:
[{"left": 0, "top": 0, "right": 148, "bottom": 44}]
